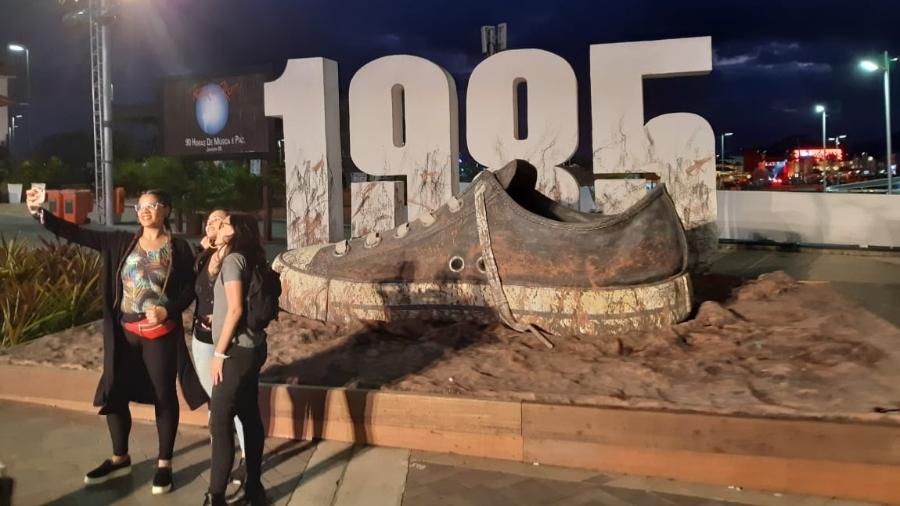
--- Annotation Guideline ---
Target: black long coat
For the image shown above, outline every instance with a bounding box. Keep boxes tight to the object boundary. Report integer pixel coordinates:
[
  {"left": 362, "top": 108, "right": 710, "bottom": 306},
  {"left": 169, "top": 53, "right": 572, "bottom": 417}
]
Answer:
[{"left": 36, "top": 210, "right": 209, "bottom": 413}]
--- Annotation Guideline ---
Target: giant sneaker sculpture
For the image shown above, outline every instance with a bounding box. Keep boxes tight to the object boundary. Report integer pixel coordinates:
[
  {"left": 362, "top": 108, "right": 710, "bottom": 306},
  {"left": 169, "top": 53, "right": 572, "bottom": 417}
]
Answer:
[{"left": 273, "top": 160, "right": 692, "bottom": 340}]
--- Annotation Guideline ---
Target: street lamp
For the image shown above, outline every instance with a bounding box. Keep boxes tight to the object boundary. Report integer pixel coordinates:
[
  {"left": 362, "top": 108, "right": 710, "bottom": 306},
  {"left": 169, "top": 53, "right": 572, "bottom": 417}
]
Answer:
[
  {"left": 814, "top": 104, "right": 827, "bottom": 158},
  {"left": 7, "top": 43, "right": 30, "bottom": 153},
  {"left": 860, "top": 51, "right": 898, "bottom": 194},
  {"left": 9, "top": 114, "right": 22, "bottom": 156},
  {"left": 828, "top": 134, "right": 847, "bottom": 147},
  {"left": 719, "top": 132, "right": 733, "bottom": 171}
]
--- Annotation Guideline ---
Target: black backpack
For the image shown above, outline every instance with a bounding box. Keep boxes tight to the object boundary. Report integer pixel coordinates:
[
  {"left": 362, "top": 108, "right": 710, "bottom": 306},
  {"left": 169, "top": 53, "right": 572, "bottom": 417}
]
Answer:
[{"left": 244, "top": 260, "right": 282, "bottom": 332}]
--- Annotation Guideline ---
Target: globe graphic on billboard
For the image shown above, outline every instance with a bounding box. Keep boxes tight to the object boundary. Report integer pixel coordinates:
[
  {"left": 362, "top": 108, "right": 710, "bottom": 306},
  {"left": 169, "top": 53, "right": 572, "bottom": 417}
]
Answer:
[{"left": 195, "top": 83, "right": 230, "bottom": 136}]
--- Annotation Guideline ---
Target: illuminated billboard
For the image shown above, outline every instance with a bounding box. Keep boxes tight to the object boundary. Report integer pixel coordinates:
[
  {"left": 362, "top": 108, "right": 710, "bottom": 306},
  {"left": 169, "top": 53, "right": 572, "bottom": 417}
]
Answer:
[{"left": 163, "top": 74, "right": 269, "bottom": 156}]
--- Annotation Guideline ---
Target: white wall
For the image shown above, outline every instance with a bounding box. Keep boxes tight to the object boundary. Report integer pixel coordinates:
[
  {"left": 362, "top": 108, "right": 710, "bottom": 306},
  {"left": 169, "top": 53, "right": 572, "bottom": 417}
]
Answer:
[{"left": 718, "top": 190, "right": 900, "bottom": 248}]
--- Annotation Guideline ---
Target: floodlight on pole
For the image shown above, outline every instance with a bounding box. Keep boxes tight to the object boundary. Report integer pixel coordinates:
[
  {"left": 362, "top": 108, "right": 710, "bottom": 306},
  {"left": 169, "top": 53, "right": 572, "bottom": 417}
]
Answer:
[
  {"left": 6, "top": 42, "right": 31, "bottom": 153},
  {"left": 828, "top": 134, "right": 847, "bottom": 147},
  {"left": 859, "top": 51, "right": 898, "bottom": 194},
  {"left": 719, "top": 132, "right": 733, "bottom": 171},
  {"left": 815, "top": 105, "right": 827, "bottom": 164}
]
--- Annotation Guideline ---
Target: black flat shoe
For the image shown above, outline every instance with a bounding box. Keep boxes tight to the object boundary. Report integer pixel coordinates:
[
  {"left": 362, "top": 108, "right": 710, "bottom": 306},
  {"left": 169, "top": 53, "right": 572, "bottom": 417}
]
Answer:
[{"left": 84, "top": 457, "right": 131, "bottom": 485}]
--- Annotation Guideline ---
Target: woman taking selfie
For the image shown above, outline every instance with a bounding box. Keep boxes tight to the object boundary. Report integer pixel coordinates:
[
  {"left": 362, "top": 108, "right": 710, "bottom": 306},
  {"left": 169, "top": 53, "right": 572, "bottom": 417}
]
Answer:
[
  {"left": 191, "top": 209, "right": 249, "bottom": 487},
  {"left": 203, "top": 213, "right": 268, "bottom": 506},
  {"left": 26, "top": 188, "right": 208, "bottom": 495}
]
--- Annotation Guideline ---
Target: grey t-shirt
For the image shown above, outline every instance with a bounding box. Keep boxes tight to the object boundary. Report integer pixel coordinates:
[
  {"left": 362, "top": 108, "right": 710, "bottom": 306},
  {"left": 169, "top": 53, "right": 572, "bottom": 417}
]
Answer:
[{"left": 212, "top": 252, "right": 264, "bottom": 348}]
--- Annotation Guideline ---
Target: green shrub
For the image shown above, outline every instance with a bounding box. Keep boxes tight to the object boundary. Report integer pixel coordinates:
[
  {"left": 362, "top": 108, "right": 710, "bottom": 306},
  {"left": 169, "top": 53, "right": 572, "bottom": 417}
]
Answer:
[
  {"left": 115, "top": 156, "right": 190, "bottom": 203},
  {"left": 186, "top": 160, "right": 264, "bottom": 212},
  {"left": 5, "top": 157, "right": 66, "bottom": 186},
  {"left": 0, "top": 236, "right": 102, "bottom": 349}
]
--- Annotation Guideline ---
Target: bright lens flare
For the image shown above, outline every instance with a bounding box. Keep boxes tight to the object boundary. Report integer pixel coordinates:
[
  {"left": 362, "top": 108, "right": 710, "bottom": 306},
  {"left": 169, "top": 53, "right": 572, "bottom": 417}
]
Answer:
[{"left": 859, "top": 60, "right": 880, "bottom": 72}]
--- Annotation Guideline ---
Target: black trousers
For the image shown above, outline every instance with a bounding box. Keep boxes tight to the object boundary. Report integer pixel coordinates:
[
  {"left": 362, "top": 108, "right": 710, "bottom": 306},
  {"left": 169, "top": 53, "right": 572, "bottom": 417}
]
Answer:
[
  {"left": 209, "top": 342, "right": 267, "bottom": 494},
  {"left": 106, "top": 328, "right": 180, "bottom": 461}
]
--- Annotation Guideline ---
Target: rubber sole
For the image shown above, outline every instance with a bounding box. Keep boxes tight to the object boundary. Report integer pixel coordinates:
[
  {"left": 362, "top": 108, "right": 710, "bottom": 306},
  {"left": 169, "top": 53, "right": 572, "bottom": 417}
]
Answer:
[
  {"left": 151, "top": 482, "right": 173, "bottom": 495},
  {"left": 276, "top": 265, "right": 693, "bottom": 336}
]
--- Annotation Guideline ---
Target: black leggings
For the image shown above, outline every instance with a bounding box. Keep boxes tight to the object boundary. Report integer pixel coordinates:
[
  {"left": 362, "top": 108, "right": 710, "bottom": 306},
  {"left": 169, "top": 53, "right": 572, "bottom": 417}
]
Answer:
[
  {"left": 106, "top": 329, "right": 180, "bottom": 461},
  {"left": 209, "top": 343, "right": 267, "bottom": 494}
]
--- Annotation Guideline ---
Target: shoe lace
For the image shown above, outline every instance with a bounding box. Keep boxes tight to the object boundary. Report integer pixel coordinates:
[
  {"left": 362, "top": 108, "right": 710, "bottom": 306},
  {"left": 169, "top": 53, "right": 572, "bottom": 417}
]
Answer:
[
  {"left": 335, "top": 195, "right": 463, "bottom": 255},
  {"left": 473, "top": 184, "right": 554, "bottom": 349}
]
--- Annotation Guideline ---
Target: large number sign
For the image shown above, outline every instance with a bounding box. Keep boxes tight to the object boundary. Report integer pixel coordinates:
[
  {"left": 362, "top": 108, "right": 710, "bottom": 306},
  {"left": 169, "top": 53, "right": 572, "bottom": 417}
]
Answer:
[{"left": 266, "top": 37, "right": 716, "bottom": 262}]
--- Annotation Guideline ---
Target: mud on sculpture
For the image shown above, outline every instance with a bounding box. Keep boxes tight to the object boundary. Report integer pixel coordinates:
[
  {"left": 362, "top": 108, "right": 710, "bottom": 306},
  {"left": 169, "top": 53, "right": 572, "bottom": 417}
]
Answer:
[{"left": 273, "top": 160, "right": 693, "bottom": 339}]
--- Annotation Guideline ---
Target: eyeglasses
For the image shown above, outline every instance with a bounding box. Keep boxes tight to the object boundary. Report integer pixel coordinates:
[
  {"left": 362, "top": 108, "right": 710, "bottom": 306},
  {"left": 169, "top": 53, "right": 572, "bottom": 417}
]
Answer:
[{"left": 134, "top": 202, "right": 165, "bottom": 212}]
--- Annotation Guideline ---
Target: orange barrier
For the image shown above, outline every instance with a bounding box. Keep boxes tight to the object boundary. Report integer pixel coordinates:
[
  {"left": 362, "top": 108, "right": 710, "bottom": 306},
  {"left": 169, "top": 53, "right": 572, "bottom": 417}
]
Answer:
[
  {"left": 45, "top": 190, "right": 64, "bottom": 218},
  {"left": 61, "top": 190, "right": 93, "bottom": 224},
  {"left": 114, "top": 187, "right": 125, "bottom": 217}
]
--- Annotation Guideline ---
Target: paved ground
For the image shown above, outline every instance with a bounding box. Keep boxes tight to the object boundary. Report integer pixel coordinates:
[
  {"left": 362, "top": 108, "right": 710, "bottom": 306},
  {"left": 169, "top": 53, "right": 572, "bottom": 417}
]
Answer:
[{"left": 0, "top": 401, "right": 879, "bottom": 506}]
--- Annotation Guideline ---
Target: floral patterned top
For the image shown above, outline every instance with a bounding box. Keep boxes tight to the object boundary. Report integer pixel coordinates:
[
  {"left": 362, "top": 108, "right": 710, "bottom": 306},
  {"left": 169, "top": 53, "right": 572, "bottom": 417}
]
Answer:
[{"left": 120, "top": 240, "right": 171, "bottom": 315}]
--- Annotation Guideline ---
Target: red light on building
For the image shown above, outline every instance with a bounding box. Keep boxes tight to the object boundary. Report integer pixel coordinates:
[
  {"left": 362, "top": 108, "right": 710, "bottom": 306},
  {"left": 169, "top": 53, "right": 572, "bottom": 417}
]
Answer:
[{"left": 792, "top": 148, "right": 843, "bottom": 161}]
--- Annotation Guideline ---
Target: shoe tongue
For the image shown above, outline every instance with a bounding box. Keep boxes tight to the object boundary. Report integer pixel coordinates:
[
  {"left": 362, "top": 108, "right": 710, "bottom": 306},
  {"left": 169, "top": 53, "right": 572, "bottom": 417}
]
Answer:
[{"left": 492, "top": 159, "right": 538, "bottom": 193}]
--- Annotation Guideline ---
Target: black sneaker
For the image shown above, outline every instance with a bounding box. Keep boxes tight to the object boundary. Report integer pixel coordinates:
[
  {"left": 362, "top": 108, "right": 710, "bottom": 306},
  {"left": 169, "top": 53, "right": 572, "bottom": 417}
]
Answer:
[
  {"left": 202, "top": 492, "right": 227, "bottom": 506},
  {"left": 151, "top": 466, "right": 173, "bottom": 495},
  {"left": 84, "top": 457, "right": 132, "bottom": 485},
  {"left": 244, "top": 484, "right": 268, "bottom": 506},
  {"left": 230, "top": 458, "right": 246, "bottom": 486}
]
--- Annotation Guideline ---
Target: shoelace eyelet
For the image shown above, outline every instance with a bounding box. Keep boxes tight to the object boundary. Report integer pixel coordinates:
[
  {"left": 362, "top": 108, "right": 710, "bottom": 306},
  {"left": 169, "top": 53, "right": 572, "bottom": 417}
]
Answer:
[
  {"left": 475, "top": 256, "right": 487, "bottom": 273},
  {"left": 448, "top": 256, "right": 465, "bottom": 273}
]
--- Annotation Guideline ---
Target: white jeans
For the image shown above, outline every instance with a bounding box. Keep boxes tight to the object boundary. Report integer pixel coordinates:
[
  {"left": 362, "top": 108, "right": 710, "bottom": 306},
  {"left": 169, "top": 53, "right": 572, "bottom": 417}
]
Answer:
[{"left": 192, "top": 334, "right": 246, "bottom": 454}]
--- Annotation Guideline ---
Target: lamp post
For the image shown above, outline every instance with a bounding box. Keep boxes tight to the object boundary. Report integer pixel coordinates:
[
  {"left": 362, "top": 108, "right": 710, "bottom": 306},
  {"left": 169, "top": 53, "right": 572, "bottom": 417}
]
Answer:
[
  {"left": 815, "top": 105, "right": 829, "bottom": 187},
  {"left": 860, "top": 52, "right": 897, "bottom": 194},
  {"left": 6, "top": 44, "right": 29, "bottom": 106},
  {"left": 828, "top": 134, "right": 847, "bottom": 147},
  {"left": 7, "top": 43, "right": 30, "bottom": 152},
  {"left": 9, "top": 114, "right": 22, "bottom": 157},
  {"left": 719, "top": 132, "right": 733, "bottom": 171},
  {"left": 814, "top": 104, "right": 827, "bottom": 155}
]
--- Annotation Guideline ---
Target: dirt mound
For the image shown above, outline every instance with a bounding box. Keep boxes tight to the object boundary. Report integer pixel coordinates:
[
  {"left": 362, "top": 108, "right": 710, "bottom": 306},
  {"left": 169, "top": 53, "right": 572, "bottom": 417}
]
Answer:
[{"left": 3, "top": 271, "right": 899, "bottom": 422}]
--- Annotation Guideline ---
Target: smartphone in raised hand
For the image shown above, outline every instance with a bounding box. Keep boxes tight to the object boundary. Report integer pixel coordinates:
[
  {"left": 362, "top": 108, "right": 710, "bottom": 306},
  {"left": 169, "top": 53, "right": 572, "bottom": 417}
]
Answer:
[
  {"left": 31, "top": 183, "right": 46, "bottom": 205},
  {"left": 25, "top": 187, "right": 43, "bottom": 214}
]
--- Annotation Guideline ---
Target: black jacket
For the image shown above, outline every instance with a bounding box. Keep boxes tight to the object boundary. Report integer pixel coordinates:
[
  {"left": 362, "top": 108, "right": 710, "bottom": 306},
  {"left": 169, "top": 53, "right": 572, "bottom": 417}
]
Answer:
[{"left": 36, "top": 210, "right": 209, "bottom": 413}]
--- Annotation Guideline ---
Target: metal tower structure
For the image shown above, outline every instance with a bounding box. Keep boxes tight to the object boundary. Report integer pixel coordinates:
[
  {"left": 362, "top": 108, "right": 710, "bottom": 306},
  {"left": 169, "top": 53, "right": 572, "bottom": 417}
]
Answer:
[{"left": 88, "top": 0, "right": 114, "bottom": 225}]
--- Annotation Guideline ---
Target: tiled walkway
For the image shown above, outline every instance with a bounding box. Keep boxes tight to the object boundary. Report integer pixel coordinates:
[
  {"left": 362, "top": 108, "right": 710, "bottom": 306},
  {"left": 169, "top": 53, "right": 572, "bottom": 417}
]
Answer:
[{"left": 0, "top": 401, "right": 878, "bottom": 506}]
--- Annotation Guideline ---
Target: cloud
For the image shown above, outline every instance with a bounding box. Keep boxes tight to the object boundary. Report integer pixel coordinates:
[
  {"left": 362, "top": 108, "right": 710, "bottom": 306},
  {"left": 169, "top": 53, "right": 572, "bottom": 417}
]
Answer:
[
  {"left": 714, "top": 41, "right": 831, "bottom": 74},
  {"left": 716, "top": 54, "right": 756, "bottom": 66}
]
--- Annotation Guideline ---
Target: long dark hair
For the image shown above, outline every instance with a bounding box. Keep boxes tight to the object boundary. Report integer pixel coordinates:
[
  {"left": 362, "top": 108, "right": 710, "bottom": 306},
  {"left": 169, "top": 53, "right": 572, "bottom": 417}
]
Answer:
[
  {"left": 220, "top": 213, "right": 266, "bottom": 272},
  {"left": 194, "top": 208, "right": 229, "bottom": 273},
  {"left": 137, "top": 189, "right": 173, "bottom": 235}
]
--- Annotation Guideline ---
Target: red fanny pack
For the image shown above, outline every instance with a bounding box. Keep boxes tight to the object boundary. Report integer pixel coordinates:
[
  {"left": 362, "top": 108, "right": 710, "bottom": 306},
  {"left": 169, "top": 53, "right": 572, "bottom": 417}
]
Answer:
[{"left": 122, "top": 319, "right": 177, "bottom": 339}]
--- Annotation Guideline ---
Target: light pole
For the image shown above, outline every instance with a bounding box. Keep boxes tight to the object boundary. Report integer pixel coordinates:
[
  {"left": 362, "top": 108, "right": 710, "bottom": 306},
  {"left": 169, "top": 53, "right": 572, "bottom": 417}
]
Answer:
[
  {"left": 719, "top": 132, "right": 733, "bottom": 171},
  {"left": 9, "top": 114, "right": 22, "bottom": 157},
  {"left": 815, "top": 105, "right": 829, "bottom": 187},
  {"left": 814, "top": 104, "right": 827, "bottom": 155},
  {"left": 7, "top": 43, "right": 30, "bottom": 152},
  {"left": 6, "top": 44, "right": 30, "bottom": 106},
  {"left": 860, "top": 52, "right": 897, "bottom": 194},
  {"left": 828, "top": 134, "right": 847, "bottom": 147}
]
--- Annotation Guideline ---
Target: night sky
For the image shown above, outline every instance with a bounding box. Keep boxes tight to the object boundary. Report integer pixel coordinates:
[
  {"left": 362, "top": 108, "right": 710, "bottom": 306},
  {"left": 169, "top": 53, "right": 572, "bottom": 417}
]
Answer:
[{"left": 2, "top": 0, "right": 899, "bottom": 160}]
